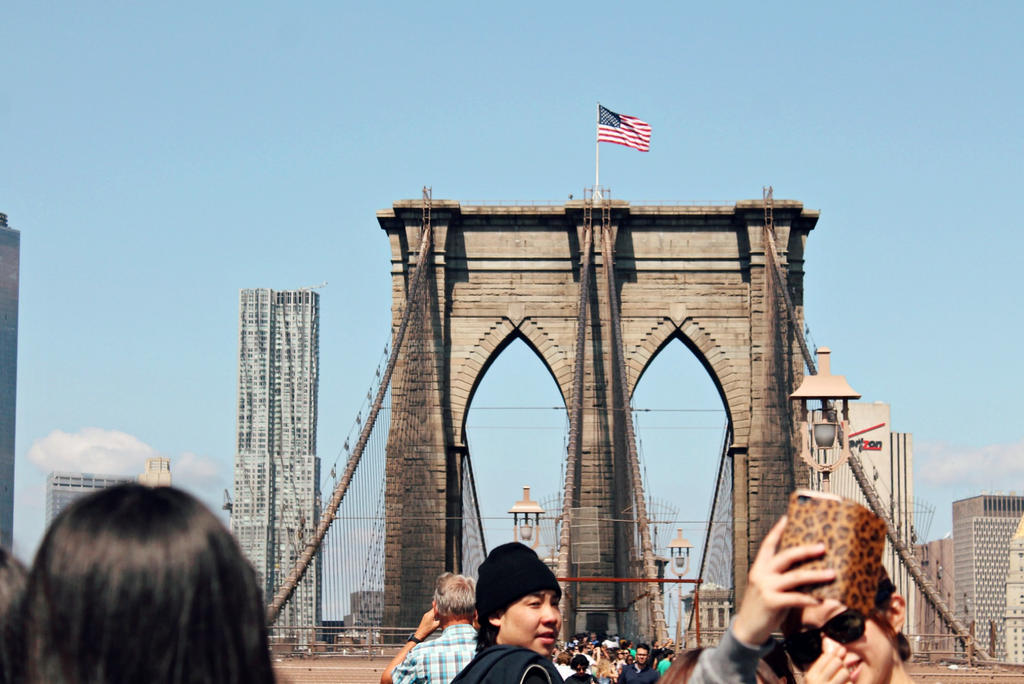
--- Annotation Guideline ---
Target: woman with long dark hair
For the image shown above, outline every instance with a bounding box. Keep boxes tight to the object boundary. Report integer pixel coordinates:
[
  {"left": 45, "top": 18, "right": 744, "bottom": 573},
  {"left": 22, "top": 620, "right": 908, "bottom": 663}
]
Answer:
[
  {"left": 0, "top": 547, "right": 26, "bottom": 684},
  {"left": 24, "top": 484, "right": 275, "bottom": 684}
]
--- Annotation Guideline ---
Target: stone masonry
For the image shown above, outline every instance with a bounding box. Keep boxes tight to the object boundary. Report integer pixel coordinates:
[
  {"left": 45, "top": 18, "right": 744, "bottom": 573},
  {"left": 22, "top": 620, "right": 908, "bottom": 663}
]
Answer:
[{"left": 377, "top": 199, "right": 817, "bottom": 630}]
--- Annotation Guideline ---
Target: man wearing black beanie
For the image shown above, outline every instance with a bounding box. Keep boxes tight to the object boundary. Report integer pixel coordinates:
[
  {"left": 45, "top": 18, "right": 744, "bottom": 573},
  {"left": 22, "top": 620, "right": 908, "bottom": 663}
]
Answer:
[{"left": 450, "top": 542, "right": 563, "bottom": 684}]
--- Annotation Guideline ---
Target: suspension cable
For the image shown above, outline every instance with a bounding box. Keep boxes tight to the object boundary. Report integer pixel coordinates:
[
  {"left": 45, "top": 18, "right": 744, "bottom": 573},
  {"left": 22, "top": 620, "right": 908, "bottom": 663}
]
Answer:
[
  {"left": 267, "top": 187, "right": 434, "bottom": 624},
  {"left": 761, "top": 187, "right": 980, "bottom": 658},
  {"left": 846, "top": 452, "right": 986, "bottom": 659},
  {"left": 762, "top": 187, "right": 816, "bottom": 375},
  {"left": 598, "top": 196, "right": 668, "bottom": 642}
]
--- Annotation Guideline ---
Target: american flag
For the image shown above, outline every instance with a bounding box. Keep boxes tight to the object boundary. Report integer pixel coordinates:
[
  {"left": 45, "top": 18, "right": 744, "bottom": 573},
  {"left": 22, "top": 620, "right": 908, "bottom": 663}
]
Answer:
[{"left": 597, "top": 105, "right": 651, "bottom": 152}]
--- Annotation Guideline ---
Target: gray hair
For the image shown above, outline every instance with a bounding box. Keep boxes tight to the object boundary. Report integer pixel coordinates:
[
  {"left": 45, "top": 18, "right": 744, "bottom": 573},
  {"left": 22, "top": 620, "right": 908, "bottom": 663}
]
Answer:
[{"left": 433, "top": 572, "right": 476, "bottom": 619}]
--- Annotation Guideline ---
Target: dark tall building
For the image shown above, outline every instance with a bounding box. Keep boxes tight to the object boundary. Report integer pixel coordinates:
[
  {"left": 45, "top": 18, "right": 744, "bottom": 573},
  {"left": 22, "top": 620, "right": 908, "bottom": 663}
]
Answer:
[{"left": 0, "top": 213, "right": 19, "bottom": 549}]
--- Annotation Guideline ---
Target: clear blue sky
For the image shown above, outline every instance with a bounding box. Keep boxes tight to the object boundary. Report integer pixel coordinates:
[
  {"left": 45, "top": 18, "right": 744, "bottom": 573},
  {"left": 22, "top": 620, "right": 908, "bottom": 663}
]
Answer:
[{"left": 3, "top": 2, "right": 1022, "bottom": 562}]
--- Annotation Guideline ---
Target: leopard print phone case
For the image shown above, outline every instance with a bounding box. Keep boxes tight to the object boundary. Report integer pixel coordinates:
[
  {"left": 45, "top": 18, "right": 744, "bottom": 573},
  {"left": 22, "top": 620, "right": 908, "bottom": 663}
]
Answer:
[{"left": 777, "top": 489, "right": 888, "bottom": 616}]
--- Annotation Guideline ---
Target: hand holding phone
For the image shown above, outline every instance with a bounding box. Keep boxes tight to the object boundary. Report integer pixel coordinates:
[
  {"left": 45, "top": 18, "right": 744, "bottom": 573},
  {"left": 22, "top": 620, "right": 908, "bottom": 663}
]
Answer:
[{"left": 777, "top": 490, "right": 887, "bottom": 616}]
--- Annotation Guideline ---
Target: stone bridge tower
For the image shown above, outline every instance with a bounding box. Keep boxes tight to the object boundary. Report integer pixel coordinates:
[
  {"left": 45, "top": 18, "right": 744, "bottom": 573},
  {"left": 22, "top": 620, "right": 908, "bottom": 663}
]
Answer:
[{"left": 377, "top": 199, "right": 818, "bottom": 631}]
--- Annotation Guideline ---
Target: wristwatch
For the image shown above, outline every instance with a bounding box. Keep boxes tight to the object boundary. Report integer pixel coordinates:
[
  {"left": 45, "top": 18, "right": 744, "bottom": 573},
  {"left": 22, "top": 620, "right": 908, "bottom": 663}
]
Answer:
[{"left": 408, "top": 633, "right": 423, "bottom": 644}]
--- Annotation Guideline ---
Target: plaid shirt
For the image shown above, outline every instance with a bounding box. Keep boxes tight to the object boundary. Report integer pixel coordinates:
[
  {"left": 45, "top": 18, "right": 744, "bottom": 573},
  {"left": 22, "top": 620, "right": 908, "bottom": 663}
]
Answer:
[{"left": 392, "top": 623, "right": 478, "bottom": 684}]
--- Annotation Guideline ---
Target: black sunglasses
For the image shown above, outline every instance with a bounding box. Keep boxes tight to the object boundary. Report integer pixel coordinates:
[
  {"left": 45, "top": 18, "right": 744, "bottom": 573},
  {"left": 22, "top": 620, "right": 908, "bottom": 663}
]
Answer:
[{"left": 783, "top": 609, "right": 866, "bottom": 668}]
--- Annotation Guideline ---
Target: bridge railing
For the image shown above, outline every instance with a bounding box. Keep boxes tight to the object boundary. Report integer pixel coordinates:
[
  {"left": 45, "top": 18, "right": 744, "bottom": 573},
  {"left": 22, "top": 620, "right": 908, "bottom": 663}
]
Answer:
[
  {"left": 906, "top": 633, "right": 972, "bottom": 663},
  {"left": 267, "top": 625, "right": 420, "bottom": 657}
]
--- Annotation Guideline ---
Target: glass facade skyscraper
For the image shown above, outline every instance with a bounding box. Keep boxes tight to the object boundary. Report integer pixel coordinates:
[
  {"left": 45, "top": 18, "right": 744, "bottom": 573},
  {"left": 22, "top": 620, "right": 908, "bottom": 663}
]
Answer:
[
  {"left": 232, "top": 288, "right": 320, "bottom": 628},
  {"left": 0, "top": 214, "right": 19, "bottom": 549}
]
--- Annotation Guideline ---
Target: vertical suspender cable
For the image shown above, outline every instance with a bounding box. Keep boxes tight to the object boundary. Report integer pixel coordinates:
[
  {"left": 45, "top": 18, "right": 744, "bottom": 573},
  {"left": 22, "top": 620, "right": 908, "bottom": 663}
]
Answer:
[
  {"left": 696, "top": 424, "right": 733, "bottom": 584},
  {"left": 267, "top": 188, "right": 434, "bottom": 625}
]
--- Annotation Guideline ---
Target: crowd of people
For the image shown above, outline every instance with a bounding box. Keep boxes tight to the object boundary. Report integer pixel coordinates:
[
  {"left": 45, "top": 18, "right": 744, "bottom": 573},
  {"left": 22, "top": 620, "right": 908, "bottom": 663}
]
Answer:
[
  {"left": 549, "top": 637, "right": 673, "bottom": 684},
  {"left": 0, "top": 484, "right": 912, "bottom": 684},
  {"left": 382, "top": 504, "right": 912, "bottom": 684}
]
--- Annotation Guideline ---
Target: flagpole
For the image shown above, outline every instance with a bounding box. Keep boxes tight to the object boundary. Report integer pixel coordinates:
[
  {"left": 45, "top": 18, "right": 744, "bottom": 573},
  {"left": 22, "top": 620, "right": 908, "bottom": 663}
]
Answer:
[{"left": 595, "top": 103, "right": 601, "bottom": 198}]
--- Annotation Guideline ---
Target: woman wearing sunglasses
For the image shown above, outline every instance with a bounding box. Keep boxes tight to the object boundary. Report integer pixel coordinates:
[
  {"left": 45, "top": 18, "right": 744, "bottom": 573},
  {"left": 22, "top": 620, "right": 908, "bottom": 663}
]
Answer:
[
  {"left": 676, "top": 516, "right": 836, "bottom": 684},
  {"left": 781, "top": 574, "right": 910, "bottom": 684},
  {"left": 675, "top": 498, "right": 908, "bottom": 684}
]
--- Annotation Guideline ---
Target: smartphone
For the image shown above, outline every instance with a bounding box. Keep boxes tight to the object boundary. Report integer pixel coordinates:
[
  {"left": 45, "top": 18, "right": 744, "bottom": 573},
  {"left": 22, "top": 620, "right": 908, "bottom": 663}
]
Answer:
[{"left": 777, "top": 489, "right": 887, "bottom": 616}]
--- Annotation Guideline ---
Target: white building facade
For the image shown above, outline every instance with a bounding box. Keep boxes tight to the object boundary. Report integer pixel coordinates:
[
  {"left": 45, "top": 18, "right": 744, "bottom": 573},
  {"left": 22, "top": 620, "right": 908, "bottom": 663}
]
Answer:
[
  {"left": 815, "top": 401, "right": 917, "bottom": 634},
  {"left": 232, "top": 288, "right": 321, "bottom": 628}
]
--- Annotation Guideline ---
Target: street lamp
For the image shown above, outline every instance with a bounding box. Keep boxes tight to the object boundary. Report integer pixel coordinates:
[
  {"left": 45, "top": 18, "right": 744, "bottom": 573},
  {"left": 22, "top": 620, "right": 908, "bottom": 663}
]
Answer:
[
  {"left": 789, "top": 347, "right": 861, "bottom": 493},
  {"left": 668, "top": 529, "right": 693, "bottom": 648},
  {"left": 509, "top": 486, "right": 544, "bottom": 549}
]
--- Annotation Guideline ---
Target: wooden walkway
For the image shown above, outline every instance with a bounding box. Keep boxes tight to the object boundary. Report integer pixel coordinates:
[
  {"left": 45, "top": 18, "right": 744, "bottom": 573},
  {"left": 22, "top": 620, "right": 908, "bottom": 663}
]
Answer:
[
  {"left": 272, "top": 654, "right": 1024, "bottom": 684},
  {"left": 275, "top": 655, "right": 391, "bottom": 684}
]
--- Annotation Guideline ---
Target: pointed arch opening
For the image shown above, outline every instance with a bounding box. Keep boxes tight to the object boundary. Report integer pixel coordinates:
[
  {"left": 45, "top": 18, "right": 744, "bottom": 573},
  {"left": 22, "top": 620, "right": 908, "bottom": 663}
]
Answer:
[
  {"left": 630, "top": 331, "right": 731, "bottom": 642},
  {"left": 463, "top": 335, "right": 568, "bottom": 553}
]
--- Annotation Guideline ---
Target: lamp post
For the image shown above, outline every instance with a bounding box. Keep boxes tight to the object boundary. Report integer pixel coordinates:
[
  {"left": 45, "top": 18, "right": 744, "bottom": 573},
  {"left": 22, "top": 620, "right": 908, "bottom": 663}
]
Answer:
[
  {"left": 789, "top": 347, "right": 861, "bottom": 493},
  {"left": 668, "top": 528, "right": 693, "bottom": 648},
  {"left": 509, "top": 486, "right": 544, "bottom": 549}
]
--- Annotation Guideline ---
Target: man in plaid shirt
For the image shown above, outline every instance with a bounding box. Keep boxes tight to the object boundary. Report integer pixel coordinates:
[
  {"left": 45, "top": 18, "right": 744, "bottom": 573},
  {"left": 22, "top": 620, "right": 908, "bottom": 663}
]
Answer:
[{"left": 382, "top": 573, "right": 478, "bottom": 684}]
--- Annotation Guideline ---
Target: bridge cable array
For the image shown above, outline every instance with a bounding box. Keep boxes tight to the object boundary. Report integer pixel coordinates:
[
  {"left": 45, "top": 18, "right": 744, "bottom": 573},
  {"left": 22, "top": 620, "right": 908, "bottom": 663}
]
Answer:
[
  {"left": 266, "top": 187, "right": 437, "bottom": 625},
  {"left": 267, "top": 186, "right": 955, "bottom": 653},
  {"left": 695, "top": 424, "right": 736, "bottom": 592},
  {"left": 760, "top": 187, "right": 983, "bottom": 659}
]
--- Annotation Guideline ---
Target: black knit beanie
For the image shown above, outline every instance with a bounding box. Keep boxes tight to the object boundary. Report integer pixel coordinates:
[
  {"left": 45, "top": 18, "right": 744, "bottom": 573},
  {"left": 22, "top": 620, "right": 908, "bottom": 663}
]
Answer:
[{"left": 475, "top": 542, "right": 561, "bottom": 619}]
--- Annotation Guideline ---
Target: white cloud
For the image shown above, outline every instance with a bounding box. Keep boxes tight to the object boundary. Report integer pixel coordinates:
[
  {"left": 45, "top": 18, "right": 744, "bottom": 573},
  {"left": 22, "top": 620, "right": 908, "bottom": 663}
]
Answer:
[
  {"left": 174, "top": 450, "right": 225, "bottom": 489},
  {"left": 28, "top": 427, "right": 159, "bottom": 475},
  {"left": 174, "top": 450, "right": 230, "bottom": 517},
  {"left": 25, "top": 428, "right": 227, "bottom": 522},
  {"left": 915, "top": 438, "right": 1024, "bottom": 488}
]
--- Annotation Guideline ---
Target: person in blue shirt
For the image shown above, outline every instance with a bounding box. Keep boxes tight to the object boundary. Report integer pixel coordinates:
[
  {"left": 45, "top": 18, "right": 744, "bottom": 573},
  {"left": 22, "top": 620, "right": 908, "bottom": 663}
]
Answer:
[
  {"left": 383, "top": 573, "right": 478, "bottom": 684},
  {"left": 619, "top": 644, "right": 659, "bottom": 684}
]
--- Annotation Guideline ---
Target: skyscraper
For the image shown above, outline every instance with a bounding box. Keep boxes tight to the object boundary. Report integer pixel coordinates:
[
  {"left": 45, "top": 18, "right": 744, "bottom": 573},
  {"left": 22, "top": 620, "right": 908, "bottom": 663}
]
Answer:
[
  {"left": 0, "top": 213, "right": 19, "bottom": 549},
  {"left": 232, "top": 288, "right": 320, "bottom": 628},
  {"left": 953, "top": 493, "right": 1024, "bottom": 660},
  {"left": 46, "top": 471, "right": 133, "bottom": 525}
]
